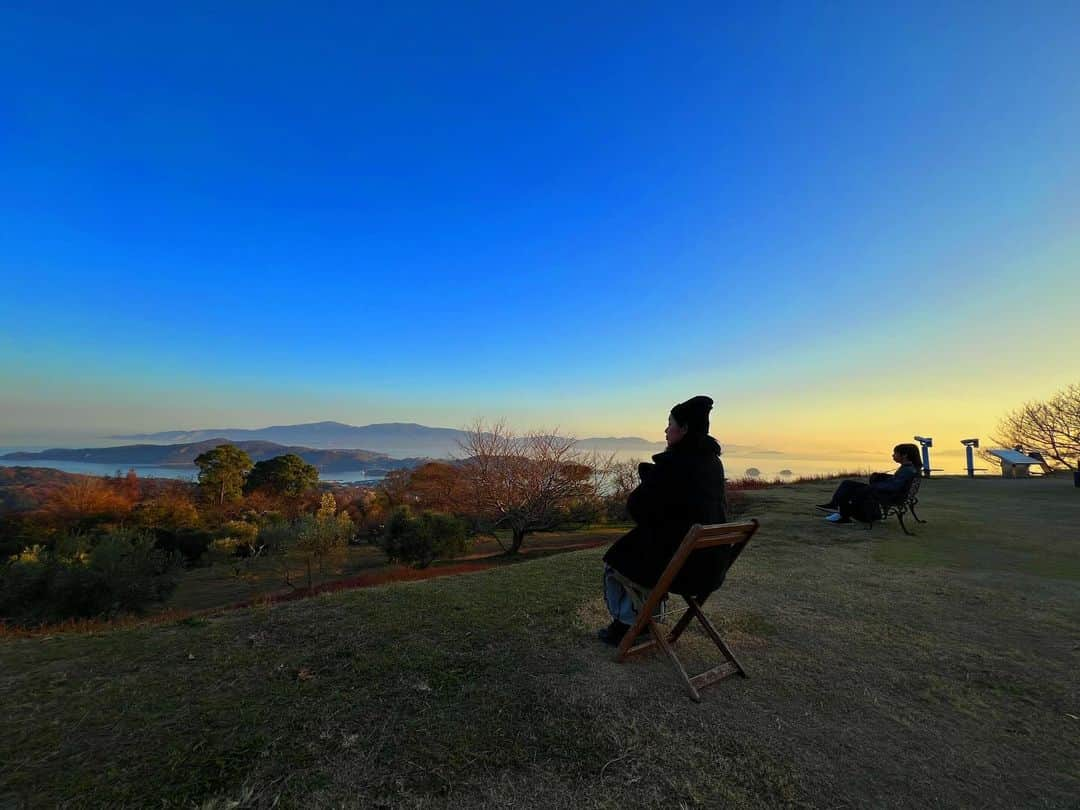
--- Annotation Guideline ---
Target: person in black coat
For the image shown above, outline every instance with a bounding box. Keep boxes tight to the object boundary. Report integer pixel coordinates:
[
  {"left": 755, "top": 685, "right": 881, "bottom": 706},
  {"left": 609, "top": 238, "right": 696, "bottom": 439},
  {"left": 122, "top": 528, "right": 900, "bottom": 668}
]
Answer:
[
  {"left": 816, "top": 443, "right": 922, "bottom": 524},
  {"left": 598, "top": 395, "right": 729, "bottom": 646}
]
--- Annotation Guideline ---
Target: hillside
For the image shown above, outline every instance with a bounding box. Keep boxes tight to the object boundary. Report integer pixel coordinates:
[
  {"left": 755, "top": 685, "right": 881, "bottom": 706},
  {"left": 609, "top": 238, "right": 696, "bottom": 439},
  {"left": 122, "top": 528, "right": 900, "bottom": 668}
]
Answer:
[
  {"left": 0, "top": 440, "right": 425, "bottom": 474},
  {"left": 2, "top": 476, "right": 1077, "bottom": 808},
  {"left": 0, "top": 467, "right": 93, "bottom": 514}
]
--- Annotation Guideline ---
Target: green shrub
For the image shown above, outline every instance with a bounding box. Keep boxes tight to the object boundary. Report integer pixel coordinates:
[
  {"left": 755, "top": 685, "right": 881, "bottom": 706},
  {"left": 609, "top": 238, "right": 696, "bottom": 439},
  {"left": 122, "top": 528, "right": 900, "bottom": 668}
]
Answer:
[
  {"left": 0, "top": 548, "right": 51, "bottom": 618},
  {"left": 211, "top": 537, "right": 244, "bottom": 555},
  {"left": 46, "top": 563, "right": 113, "bottom": 618},
  {"left": 0, "top": 529, "right": 179, "bottom": 623},
  {"left": 256, "top": 521, "right": 298, "bottom": 553},
  {"left": 290, "top": 494, "right": 355, "bottom": 588},
  {"left": 375, "top": 507, "right": 471, "bottom": 569},
  {"left": 152, "top": 527, "right": 214, "bottom": 565},
  {"left": 298, "top": 494, "right": 355, "bottom": 552},
  {"left": 220, "top": 520, "right": 260, "bottom": 556}
]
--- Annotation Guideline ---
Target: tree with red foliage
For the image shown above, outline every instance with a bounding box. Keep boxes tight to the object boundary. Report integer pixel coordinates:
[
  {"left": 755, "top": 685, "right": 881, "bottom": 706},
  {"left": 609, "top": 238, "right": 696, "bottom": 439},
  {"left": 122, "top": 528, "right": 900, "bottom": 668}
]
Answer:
[
  {"left": 133, "top": 482, "right": 200, "bottom": 530},
  {"left": 376, "top": 469, "right": 413, "bottom": 509},
  {"left": 406, "top": 461, "right": 468, "bottom": 512},
  {"left": 43, "top": 477, "right": 134, "bottom": 532},
  {"left": 122, "top": 468, "right": 140, "bottom": 502}
]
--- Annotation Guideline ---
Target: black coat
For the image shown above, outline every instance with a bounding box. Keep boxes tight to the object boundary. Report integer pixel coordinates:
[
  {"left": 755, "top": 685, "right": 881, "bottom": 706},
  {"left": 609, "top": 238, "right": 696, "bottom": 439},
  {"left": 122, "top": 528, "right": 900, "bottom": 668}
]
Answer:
[
  {"left": 603, "top": 433, "right": 729, "bottom": 598},
  {"left": 869, "top": 463, "right": 918, "bottom": 500}
]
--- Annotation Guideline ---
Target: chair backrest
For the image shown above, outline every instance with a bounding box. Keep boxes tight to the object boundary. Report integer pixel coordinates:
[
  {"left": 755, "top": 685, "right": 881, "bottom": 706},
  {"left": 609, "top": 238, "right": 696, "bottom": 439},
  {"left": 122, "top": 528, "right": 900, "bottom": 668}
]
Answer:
[
  {"left": 683, "top": 521, "right": 759, "bottom": 550},
  {"left": 879, "top": 473, "right": 920, "bottom": 508},
  {"left": 649, "top": 519, "right": 759, "bottom": 602},
  {"left": 906, "top": 475, "right": 922, "bottom": 500}
]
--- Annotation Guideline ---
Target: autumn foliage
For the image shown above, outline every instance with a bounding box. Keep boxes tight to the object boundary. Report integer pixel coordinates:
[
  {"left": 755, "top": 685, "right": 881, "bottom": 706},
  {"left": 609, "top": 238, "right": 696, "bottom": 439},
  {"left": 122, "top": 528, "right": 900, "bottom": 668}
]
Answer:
[
  {"left": 0, "top": 458, "right": 365, "bottom": 625},
  {"left": 42, "top": 477, "right": 134, "bottom": 530}
]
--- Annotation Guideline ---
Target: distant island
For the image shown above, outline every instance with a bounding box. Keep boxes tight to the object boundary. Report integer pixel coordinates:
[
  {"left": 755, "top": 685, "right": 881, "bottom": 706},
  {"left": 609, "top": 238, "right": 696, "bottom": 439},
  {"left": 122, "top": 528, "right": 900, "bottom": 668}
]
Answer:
[
  {"left": 0, "top": 439, "right": 425, "bottom": 475},
  {"left": 108, "top": 421, "right": 671, "bottom": 457}
]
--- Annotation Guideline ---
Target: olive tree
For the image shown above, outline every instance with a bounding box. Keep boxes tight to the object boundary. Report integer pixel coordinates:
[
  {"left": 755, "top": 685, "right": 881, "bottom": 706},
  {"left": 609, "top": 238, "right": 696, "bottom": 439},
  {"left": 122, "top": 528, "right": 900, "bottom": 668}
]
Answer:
[{"left": 295, "top": 493, "right": 354, "bottom": 588}]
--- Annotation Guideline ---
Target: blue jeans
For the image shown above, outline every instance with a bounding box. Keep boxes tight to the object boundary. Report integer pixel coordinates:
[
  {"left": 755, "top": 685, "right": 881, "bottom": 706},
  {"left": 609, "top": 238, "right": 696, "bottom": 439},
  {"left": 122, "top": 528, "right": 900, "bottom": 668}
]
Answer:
[{"left": 603, "top": 564, "right": 638, "bottom": 625}]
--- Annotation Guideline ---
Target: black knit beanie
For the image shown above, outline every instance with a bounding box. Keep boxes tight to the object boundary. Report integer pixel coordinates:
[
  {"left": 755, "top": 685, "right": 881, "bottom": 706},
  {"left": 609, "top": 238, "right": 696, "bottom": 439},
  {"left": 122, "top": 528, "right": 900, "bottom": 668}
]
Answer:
[{"left": 670, "top": 395, "right": 713, "bottom": 435}]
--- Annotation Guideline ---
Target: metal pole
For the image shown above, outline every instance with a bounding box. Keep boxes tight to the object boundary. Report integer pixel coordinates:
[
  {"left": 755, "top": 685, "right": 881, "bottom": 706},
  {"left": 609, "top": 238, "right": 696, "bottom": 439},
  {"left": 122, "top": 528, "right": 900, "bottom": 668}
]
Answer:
[
  {"left": 914, "top": 436, "right": 933, "bottom": 478},
  {"left": 961, "top": 438, "right": 979, "bottom": 478}
]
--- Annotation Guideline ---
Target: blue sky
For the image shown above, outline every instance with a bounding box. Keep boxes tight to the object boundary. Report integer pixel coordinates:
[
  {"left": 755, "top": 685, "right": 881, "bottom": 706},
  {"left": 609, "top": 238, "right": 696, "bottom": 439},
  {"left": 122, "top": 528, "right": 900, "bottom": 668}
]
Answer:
[{"left": 2, "top": 2, "right": 1078, "bottom": 451}]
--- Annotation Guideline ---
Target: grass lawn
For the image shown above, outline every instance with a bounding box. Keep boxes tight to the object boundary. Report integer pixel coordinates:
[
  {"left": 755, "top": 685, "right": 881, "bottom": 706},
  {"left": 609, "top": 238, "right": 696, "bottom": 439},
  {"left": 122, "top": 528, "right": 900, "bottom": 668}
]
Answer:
[{"left": 2, "top": 476, "right": 1078, "bottom": 808}]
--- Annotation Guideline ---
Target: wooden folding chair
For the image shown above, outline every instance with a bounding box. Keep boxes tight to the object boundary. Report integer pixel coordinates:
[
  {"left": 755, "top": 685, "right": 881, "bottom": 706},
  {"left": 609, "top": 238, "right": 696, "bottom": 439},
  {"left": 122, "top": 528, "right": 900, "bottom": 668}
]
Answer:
[{"left": 612, "top": 519, "right": 759, "bottom": 702}]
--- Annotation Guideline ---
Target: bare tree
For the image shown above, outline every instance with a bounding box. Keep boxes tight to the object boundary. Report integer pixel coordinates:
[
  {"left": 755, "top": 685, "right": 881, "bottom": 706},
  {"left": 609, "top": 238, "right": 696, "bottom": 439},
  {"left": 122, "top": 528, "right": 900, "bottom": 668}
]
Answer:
[
  {"left": 990, "top": 382, "right": 1080, "bottom": 470},
  {"left": 376, "top": 469, "right": 413, "bottom": 509},
  {"left": 602, "top": 458, "right": 642, "bottom": 522},
  {"left": 607, "top": 459, "right": 641, "bottom": 501},
  {"left": 455, "top": 420, "right": 613, "bottom": 554}
]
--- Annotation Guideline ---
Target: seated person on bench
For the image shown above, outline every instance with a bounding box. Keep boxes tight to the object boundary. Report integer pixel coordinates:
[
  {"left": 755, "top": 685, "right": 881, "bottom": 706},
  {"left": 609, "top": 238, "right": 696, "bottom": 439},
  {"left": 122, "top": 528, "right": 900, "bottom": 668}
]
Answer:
[
  {"left": 598, "top": 395, "right": 729, "bottom": 646},
  {"left": 816, "top": 443, "right": 922, "bottom": 524}
]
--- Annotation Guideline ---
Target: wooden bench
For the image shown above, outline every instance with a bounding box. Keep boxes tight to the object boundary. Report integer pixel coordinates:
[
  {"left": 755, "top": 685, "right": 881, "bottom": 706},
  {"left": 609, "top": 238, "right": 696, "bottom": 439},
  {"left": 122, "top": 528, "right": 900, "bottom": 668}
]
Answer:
[
  {"left": 870, "top": 475, "right": 925, "bottom": 536},
  {"left": 611, "top": 519, "right": 759, "bottom": 702}
]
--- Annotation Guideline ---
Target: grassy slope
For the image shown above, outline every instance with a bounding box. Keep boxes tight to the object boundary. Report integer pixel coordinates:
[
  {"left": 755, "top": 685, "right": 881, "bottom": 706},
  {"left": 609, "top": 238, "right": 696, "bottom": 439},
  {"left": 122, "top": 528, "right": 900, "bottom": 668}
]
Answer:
[
  {"left": 2, "top": 477, "right": 1078, "bottom": 809},
  {"left": 163, "top": 527, "right": 628, "bottom": 613}
]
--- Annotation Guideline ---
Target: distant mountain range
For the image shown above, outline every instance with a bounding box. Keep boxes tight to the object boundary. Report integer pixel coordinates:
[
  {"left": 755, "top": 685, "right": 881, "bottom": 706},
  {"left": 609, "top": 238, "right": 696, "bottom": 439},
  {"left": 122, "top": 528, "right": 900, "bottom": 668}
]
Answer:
[
  {"left": 0, "top": 439, "right": 425, "bottom": 474},
  {"left": 0, "top": 423, "right": 787, "bottom": 471},
  {"left": 109, "top": 421, "right": 671, "bottom": 458}
]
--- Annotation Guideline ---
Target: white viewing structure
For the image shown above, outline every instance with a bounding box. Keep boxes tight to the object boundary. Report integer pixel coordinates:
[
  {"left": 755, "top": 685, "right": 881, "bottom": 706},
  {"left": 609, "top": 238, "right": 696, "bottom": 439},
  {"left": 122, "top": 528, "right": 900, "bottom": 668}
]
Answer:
[{"left": 986, "top": 449, "right": 1049, "bottom": 478}]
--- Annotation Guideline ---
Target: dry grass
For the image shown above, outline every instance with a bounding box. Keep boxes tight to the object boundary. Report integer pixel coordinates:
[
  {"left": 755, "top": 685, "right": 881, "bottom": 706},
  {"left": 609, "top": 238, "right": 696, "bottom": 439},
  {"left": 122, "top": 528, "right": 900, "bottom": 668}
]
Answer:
[
  {"left": 0, "top": 608, "right": 197, "bottom": 640},
  {"left": 1, "top": 529, "right": 626, "bottom": 639},
  {"left": 2, "top": 475, "right": 1078, "bottom": 808},
  {"left": 728, "top": 469, "right": 873, "bottom": 489}
]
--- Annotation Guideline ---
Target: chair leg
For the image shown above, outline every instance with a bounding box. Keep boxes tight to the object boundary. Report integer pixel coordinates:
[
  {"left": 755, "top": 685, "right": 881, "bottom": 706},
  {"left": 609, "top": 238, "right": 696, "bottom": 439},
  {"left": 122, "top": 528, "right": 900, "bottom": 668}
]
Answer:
[
  {"left": 897, "top": 511, "right": 914, "bottom": 536},
  {"left": 687, "top": 599, "right": 747, "bottom": 678},
  {"left": 666, "top": 601, "right": 697, "bottom": 645},
  {"left": 611, "top": 574, "right": 670, "bottom": 660},
  {"left": 651, "top": 619, "right": 700, "bottom": 702},
  {"left": 615, "top": 612, "right": 656, "bottom": 660}
]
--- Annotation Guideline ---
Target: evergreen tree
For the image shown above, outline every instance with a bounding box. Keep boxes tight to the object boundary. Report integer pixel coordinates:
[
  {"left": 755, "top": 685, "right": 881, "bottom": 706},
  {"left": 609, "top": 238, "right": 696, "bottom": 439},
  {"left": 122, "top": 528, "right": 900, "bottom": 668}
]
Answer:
[
  {"left": 244, "top": 454, "right": 319, "bottom": 497},
  {"left": 194, "top": 444, "right": 254, "bottom": 505}
]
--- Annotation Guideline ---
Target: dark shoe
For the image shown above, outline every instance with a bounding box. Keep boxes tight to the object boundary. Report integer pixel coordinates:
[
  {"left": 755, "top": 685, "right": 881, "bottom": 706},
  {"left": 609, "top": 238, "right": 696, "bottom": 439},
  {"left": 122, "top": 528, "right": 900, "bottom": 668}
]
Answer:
[
  {"left": 815, "top": 503, "right": 838, "bottom": 512},
  {"left": 597, "top": 620, "right": 630, "bottom": 646}
]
